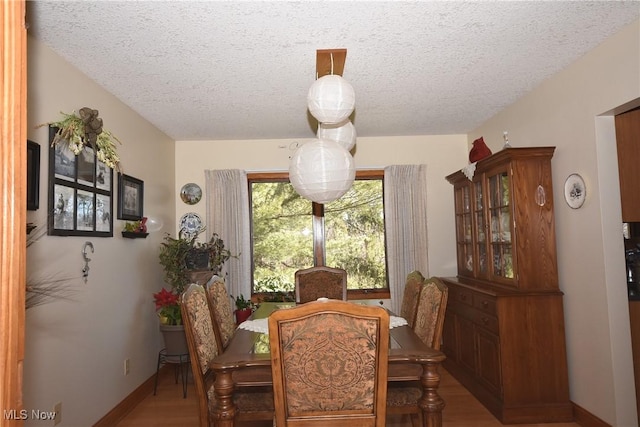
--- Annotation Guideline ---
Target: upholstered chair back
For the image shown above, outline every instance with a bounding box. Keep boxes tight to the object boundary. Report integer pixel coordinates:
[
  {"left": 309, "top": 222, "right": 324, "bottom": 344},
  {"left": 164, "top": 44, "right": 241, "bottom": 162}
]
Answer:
[
  {"left": 294, "top": 266, "right": 347, "bottom": 303},
  {"left": 268, "top": 299, "right": 389, "bottom": 426},
  {"left": 181, "top": 284, "right": 220, "bottom": 427},
  {"left": 413, "top": 277, "right": 449, "bottom": 350},
  {"left": 205, "top": 275, "right": 236, "bottom": 350},
  {"left": 400, "top": 270, "right": 426, "bottom": 328}
]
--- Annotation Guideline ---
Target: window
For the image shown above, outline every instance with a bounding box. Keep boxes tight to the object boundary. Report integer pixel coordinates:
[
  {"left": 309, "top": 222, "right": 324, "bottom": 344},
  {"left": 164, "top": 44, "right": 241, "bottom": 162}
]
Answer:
[{"left": 249, "top": 170, "right": 388, "bottom": 300}]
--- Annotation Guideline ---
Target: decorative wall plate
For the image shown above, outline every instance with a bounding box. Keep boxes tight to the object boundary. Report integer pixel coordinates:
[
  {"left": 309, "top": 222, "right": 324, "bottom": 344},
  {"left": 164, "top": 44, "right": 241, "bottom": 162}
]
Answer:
[
  {"left": 180, "top": 183, "right": 202, "bottom": 205},
  {"left": 179, "top": 212, "right": 202, "bottom": 238},
  {"left": 564, "top": 173, "right": 586, "bottom": 209}
]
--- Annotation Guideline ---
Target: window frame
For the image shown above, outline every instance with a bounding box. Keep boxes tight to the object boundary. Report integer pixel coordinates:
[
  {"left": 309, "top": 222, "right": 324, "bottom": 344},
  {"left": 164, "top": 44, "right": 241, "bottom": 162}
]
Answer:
[{"left": 248, "top": 170, "right": 389, "bottom": 301}]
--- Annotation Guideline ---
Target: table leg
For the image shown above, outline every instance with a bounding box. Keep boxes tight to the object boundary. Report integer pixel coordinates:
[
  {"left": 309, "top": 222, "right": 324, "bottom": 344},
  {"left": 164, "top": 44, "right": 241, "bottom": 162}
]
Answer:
[
  {"left": 212, "top": 369, "right": 236, "bottom": 427},
  {"left": 419, "top": 362, "right": 445, "bottom": 427}
]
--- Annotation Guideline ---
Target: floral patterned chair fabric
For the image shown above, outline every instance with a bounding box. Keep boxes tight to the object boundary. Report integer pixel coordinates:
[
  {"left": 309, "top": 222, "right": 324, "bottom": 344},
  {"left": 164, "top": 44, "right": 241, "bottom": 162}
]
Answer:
[
  {"left": 205, "top": 275, "right": 236, "bottom": 350},
  {"left": 294, "top": 266, "right": 347, "bottom": 304},
  {"left": 399, "top": 270, "right": 425, "bottom": 328},
  {"left": 413, "top": 277, "right": 448, "bottom": 350},
  {"left": 181, "top": 284, "right": 273, "bottom": 427},
  {"left": 268, "top": 299, "right": 389, "bottom": 427},
  {"left": 182, "top": 284, "right": 219, "bottom": 375}
]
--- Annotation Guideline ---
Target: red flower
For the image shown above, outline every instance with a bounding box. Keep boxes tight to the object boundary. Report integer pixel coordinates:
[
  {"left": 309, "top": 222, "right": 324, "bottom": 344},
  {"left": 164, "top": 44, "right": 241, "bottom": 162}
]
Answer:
[
  {"left": 153, "top": 288, "right": 182, "bottom": 325},
  {"left": 153, "top": 288, "right": 179, "bottom": 310}
]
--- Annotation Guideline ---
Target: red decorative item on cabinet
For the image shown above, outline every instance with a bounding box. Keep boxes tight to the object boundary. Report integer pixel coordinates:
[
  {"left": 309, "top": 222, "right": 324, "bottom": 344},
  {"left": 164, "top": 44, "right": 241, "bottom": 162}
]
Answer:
[{"left": 469, "top": 137, "right": 492, "bottom": 163}]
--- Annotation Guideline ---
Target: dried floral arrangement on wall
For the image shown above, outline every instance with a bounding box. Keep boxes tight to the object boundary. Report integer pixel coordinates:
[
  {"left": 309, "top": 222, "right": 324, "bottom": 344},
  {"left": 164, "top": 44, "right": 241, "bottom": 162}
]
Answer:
[{"left": 43, "top": 107, "right": 122, "bottom": 171}]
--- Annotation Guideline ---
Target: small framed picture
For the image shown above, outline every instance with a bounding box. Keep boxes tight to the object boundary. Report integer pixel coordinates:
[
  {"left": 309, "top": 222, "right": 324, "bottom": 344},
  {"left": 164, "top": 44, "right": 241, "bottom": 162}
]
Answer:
[
  {"left": 27, "top": 140, "right": 40, "bottom": 210},
  {"left": 52, "top": 184, "right": 75, "bottom": 231},
  {"left": 117, "top": 174, "right": 144, "bottom": 220},
  {"left": 52, "top": 140, "right": 76, "bottom": 182}
]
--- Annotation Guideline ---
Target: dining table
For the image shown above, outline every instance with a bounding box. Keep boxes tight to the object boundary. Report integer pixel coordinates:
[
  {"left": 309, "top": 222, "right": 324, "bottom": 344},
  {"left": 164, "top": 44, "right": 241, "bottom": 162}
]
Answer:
[{"left": 209, "top": 301, "right": 446, "bottom": 427}]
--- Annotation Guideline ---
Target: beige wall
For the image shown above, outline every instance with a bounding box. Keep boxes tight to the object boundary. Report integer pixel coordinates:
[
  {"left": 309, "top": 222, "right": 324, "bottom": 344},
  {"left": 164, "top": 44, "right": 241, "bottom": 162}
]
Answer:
[
  {"left": 174, "top": 135, "right": 467, "bottom": 281},
  {"left": 25, "top": 36, "right": 175, "bottom": 426},
  {"left": 470, "top": 19, "right": 640, "bottom": 426}
]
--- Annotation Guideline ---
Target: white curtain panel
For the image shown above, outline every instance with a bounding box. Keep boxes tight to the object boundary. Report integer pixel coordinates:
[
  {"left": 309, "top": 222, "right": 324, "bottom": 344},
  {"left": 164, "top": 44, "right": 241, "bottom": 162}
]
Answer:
[
  {"left": 384, "top": 165, "right": 429, "bottom": 314},
  {"left": 205, "top": 169, "right": 252, "bottom": 302}
]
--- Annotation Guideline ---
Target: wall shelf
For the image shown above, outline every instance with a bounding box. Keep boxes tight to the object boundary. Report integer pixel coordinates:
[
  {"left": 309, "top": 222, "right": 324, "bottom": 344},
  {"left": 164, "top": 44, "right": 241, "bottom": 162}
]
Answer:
[{"left": 122, "top": 232, "right": 148, "bottom": 239}]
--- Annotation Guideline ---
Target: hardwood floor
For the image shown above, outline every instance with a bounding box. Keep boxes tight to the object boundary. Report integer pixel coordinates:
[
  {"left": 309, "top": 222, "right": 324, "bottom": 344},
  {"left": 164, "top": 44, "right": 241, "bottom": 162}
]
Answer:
[{"left": 116, "top": 367, "right": 581, "bottom": 427}]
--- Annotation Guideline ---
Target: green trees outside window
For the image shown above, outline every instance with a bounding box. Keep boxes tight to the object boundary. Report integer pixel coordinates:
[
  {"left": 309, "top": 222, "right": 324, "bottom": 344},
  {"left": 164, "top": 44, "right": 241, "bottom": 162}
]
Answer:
[{"left": 250, "top": 173, "right": 387, "bottom": 298}]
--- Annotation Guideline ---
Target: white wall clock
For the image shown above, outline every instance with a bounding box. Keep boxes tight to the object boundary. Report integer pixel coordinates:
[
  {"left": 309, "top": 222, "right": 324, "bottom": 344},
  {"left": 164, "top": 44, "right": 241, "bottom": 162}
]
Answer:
[{"left": 564, "top": 173, "right": 586, "bottom": 209}]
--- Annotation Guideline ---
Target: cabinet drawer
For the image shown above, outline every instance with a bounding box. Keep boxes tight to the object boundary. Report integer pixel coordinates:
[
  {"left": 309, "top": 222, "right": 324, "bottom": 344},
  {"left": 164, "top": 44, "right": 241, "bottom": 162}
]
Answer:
[
  {"left": 473, "top": 311, "right": 499, "bottom": 334},
  {"left": 455, "top": 287, "right": 474, "bottom": 307},
  {"left": 474, "top": 295, "right": 497, "bottom": 315},
  {"left": 453, "top": 302, "right": 499, "bottom": 335}
]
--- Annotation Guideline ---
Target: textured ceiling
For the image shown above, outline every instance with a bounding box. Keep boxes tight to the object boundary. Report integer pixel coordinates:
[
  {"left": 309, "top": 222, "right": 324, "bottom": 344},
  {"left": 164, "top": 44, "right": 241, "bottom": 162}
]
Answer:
[{"left": 27, "top": 1, "right": 640, "bottom": 142}]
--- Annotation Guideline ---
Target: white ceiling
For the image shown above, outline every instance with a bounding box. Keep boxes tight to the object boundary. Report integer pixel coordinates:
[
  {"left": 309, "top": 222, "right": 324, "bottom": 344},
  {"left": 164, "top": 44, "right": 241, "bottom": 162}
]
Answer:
[{"left": 27, "top": 1, "right": 640, "bottom": 142}]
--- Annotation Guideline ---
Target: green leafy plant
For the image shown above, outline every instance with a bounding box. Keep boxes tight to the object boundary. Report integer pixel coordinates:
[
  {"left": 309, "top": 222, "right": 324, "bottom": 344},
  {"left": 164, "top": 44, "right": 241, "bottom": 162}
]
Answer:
[
  {"left": 123, "top": 217, "right": 147, "bottom": 233},
  {"left": 254, "top": 277, "right": 295, "bottom": 302},
  {"left": 234, "top": 294, "right": 254, "bottom": 310},
  {"left": 158, "top": 229, "right": 236, "bottom": 297},
  {"left": 153, "top": 231, "right": 234, "bottom": 348},
  {"left": 258, "top": 291, "right": 295, "bottom": 303},
  {"left": 158, "top": 230, "right": 195, "bottom": 295},
  {"left": 205, "top": 233, "right": 234, "bottom": 275}
]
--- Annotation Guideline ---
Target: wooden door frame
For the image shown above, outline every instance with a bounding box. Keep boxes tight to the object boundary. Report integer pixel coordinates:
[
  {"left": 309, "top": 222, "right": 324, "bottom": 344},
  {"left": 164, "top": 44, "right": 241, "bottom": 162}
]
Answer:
[{"left": 1, "top": 0, "right": 27, "bottom": 423}]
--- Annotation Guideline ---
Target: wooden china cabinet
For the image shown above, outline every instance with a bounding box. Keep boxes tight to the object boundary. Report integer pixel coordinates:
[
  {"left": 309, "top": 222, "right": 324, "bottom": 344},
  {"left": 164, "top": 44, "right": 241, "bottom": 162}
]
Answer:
[{"left": 441, "top": 147, "right": 572, "bottom": 423}]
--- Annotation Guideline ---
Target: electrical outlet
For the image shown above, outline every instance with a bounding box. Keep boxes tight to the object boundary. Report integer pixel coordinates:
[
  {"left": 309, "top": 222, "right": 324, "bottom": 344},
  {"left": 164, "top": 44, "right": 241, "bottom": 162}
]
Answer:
[
  {"left": 53, "top": 402, "right": 62, "bottom": 426},
  {"left": 124, "top": 359, "right": 130, "bottom": 376}
]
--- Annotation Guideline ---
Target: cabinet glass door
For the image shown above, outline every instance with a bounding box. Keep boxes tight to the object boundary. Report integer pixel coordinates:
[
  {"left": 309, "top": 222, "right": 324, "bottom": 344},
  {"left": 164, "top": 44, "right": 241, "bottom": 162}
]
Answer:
[
  {"left": 474, "top": 179, "right": 487, "bottom": 276},
  {"left": 455, "top": 184, "right": 474, "bottom": 275},
  {"left": 488, "top": 171, "right": 514, "bottom": 281}
]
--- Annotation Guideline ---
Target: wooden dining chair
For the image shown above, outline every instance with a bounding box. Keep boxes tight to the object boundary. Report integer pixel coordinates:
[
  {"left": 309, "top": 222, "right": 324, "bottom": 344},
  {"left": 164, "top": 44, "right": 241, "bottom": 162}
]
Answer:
[
  {"left": 294, "top": 266, "right": 347, "bottom": 303},
  {"left": 204, "top": 274, "right": 236, "bottom": 350},
  {"left": 386, "top": 276, "right": 449, "bottom": 426},
  {"left": 399, "top": 270, "right": 426, "bottom": 328},
  {"left": 414, "top": 276, "right": 449, "bottom": 350},
  {"left": 181, "top": 284, "right": 273, "bottom": 427},
  {"left": 268, "top": 299, "right": 389, "bottom": 427}
]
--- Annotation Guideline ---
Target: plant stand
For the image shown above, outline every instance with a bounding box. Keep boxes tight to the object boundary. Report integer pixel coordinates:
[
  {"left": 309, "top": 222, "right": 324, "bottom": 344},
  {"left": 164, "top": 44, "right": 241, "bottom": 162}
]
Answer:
[
  {"left": 155, "top": 324, "right": 190, "bottom": 398},
  {"left": 186, "top": 269, "right": 214, "bottom": 286}
]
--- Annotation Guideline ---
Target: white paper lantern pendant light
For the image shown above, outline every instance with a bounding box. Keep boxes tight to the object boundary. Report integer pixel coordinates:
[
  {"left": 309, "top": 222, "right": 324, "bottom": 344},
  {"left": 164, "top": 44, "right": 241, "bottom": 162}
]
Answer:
[
  {"left": 307, "top": 74, "right": 355, "bottom": 125},
  {"left": 291, "top": 49, "right": 357, "bottom": 204},
  {"left": 289, "top": 139, "right": 355, "bottom": 204},
  {"left": 317, "top": 119, "right": 357, "bottom": 151}
]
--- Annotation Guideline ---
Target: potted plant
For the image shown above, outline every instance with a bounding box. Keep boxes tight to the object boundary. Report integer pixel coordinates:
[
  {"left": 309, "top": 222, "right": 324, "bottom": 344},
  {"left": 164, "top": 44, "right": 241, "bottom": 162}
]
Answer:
[
  {"left": 156, "top": 230, "right": 236, "bottom": 349},
  {"left": 153, "top": 287, "right": 188, "bottom": 355},
  {"left": 158, "top": 230, "right": 235, "bottom": 295},
  {"left": 234, "top": 294, "right": 254, "bottom": 324},
  {"left": 153, "top": 288, "right": 181, "bottom": 325},
  {"left": 158, "top": 230, "right": 199, "bottom": 296},
  {"left": 122, "top": 217, "right": 148, "bottom": 238}
]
